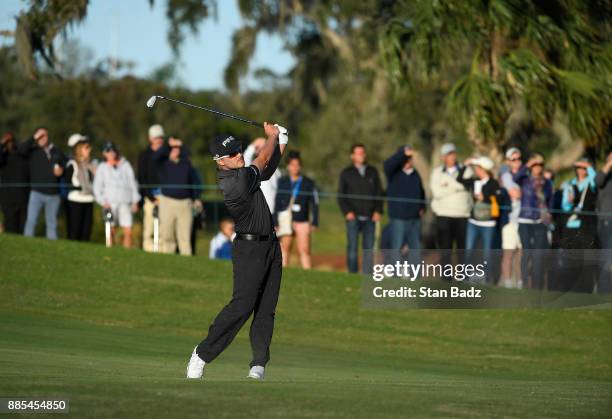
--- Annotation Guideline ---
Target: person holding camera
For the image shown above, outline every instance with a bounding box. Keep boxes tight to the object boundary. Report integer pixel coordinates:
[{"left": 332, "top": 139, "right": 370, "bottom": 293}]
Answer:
[
  {"left": 383, "top": 145, "right": 425, "bottom": 264},
  {"left": 93, "top": 142, "right": 140, "bottom": 248},
  {"left": 457, "top": 156, "right": 502, "bottom": 283},
  {"left": 19, "top": 127, "right": 66, "bottom": 240},
  {"left": 153, "top": 137, "right": 197, "bottom": 256},
  {"left": 513, "top": 153, "right": 553, "bottom": 289},
  {"left": 0, "top": 132, "right": 29, "bottom": 234},
  {"left": 558, "top": 157, "right": 598, "bottom": 292}
]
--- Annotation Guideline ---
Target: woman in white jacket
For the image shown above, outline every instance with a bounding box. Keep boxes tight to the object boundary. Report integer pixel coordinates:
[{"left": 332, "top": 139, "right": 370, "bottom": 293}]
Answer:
[
  {"left": 93, "top": 141, "right": 140, "bottom": 248},
  {"left": 65, "top": 135, "right": 96, "bottom": 241}
]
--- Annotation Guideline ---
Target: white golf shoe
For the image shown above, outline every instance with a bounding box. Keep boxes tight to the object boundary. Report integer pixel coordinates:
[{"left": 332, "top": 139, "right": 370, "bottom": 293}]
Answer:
[
  {"left": 186, "top": 346, "right": 205, "bottom": 379},
  {"left": 247, "top": 366, "right": 265, "bottom": 380}
]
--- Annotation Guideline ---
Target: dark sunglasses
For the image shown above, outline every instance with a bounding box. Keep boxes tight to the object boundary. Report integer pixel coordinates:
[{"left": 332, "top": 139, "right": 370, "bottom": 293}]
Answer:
[{"left": 509, "top": 157, "right": 522, "bottom": 162}]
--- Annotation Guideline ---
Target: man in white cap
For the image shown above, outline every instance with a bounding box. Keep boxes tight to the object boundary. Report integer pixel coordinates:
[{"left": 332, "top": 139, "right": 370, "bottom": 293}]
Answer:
[
  {"left": 430, "top": 143, "right": 472, "bottom": 254},
  {"left": 138, "top": 124, "right": 165, "bottom": 252},
  {"left": 499, "top": 147, "right": 523, "bottom": 288},
  {"left": 67, "top": 133, "right": 87, "bottom": 149}
]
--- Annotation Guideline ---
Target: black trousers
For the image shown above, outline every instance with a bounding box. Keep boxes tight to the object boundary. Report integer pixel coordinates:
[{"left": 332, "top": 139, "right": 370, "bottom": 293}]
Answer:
[
  {"left": 1, "top": 201, "right": 28, "bottom": 234},
  {"left": 66, "top": 201, "right": 93, "bottom": 241},
  {"left": 435, "top": 216, "right": 467, "bottom": 250},
  {"left": 197, "top": 238, "right": 283, "bottom": 367}
]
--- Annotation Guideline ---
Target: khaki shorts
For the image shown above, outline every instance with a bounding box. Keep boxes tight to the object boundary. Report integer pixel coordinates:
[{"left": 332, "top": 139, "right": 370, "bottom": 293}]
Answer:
[{"left": 502, "top": 223, "right": 521, "bottom": 250}]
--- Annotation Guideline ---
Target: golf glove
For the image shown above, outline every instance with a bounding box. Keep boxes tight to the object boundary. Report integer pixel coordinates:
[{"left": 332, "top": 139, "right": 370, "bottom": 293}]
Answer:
[{"left": 275, "top": 124, "right": 289, "bottom": 145}]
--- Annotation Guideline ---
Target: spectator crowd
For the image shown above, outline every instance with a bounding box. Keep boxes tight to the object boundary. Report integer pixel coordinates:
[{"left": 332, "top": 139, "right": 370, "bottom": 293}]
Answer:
[
  {"left": 0, "top": 126, "right": 204, "bottom": 256},
  {"left": 1, "top": 127, "right": 610, "bottom": 293}
]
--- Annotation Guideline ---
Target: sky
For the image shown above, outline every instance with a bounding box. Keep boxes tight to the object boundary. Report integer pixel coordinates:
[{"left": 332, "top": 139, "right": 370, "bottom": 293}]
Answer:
[{"left": 0, "top": 0, "right": 294, "bottom": 91}]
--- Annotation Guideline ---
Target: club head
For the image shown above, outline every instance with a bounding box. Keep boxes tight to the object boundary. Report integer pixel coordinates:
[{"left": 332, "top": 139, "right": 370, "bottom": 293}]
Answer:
[{"left": 146, "top": 96, "right": 157, "bottom": 108}]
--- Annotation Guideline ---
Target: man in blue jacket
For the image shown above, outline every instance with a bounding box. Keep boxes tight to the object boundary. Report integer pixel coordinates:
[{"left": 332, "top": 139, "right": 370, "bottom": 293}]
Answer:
[
  {"left": 384, "top": 145, "right": 425, "bottom": 264},
  {"left": 153, "top": 137, "right": 197, "bottom": 255}
]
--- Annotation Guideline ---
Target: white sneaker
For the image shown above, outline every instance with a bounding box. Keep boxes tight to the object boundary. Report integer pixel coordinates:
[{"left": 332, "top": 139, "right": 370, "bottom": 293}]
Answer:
[
  {"left": 247, "top": 366, "right": 265, "bottom": 380},
  {"left": 186, "top": 346, "right": 205, "bottom": 379}
]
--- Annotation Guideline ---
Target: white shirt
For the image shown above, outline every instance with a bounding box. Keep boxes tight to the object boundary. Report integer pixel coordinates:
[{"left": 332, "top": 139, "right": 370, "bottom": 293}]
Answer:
[{"left": 243, "top": 144, "right": 281, "bottom": 213}]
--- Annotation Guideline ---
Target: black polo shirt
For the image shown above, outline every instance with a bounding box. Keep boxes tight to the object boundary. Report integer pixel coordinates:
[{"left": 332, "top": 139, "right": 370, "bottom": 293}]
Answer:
[{"left": 218, "top": 165, "right": 273, "bottom": 235}]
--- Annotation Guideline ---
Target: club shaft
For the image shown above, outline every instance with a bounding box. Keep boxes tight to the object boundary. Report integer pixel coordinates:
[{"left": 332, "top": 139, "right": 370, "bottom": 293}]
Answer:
[{"left": 158, "top": 96, "right": 262, "bottom": 128}]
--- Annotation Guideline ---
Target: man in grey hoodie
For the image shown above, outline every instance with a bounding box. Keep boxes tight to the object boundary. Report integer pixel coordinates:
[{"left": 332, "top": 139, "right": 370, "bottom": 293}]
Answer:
[{"left": 93, "top": 142, "right": 140, "bottom": 248}]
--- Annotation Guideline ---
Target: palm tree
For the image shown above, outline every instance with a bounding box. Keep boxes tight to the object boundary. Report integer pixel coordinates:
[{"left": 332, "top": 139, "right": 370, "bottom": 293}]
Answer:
[
  {"left": 9, "top": 0, "right": 215, "bottom": 80},
  {"left": 381, "top": 0, "right": 612, "bottom": 159}
]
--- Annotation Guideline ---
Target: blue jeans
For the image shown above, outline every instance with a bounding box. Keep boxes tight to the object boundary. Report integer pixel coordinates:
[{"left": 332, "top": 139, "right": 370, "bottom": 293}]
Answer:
[
  {"left": 24, "top": 190, "right": 61, "bottom": 240},
  {"left": 389, "top": 218, "right": 421, "bottom": 265},
  {"left": 518, "top": 223, "right": 549, "bottom": 289},
  {"left": 465, "top": 222, "right": 497, "bottom": 283},
  {"left": 346, "top": 219, "right": 375, "bottom": 274}
]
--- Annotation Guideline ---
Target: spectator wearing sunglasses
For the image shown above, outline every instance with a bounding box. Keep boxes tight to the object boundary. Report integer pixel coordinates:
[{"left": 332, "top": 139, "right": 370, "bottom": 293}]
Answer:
[{"left": 498, "top": 147, "right": 523, "bottom": 288}]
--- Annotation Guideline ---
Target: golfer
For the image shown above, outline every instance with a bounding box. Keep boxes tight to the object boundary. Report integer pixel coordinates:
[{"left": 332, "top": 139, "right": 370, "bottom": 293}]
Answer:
[{"left": 186, "top": 122, "right": 288, "bottom": 380}]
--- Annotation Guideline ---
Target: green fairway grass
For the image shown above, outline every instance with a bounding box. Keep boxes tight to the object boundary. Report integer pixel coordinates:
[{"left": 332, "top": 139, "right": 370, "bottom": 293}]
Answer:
[{"left": 0, "top": 235, "right": 610, "bottom": 418}]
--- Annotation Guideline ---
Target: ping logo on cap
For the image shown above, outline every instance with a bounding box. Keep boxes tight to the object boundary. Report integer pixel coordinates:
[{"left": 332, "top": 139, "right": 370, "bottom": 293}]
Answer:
[{"left": 222, "top": 136, "right": 235, "bottom": 147}]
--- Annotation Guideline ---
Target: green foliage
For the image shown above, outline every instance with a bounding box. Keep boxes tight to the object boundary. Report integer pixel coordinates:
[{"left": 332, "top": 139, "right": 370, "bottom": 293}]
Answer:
[
  {"left": 382, "top": 0, "right": 612, "bottom": 149},
  {"left": 14, "top": 0, "right": 89, "bottom": 79},
  {"left": 224, "top": 26, "right": 258, "bottom": 91},
  {"left": 163, "top": 0, "right": 217, "bottom": 55}
]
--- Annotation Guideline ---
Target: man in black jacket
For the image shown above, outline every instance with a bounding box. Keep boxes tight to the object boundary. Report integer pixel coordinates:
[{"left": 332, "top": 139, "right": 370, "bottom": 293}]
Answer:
[
  {"left": 138, "top": 124, "right": 165, "bottom": 252},
  {"left": 338, "top": 144, "right": 383, "bottom": 274},
  {"left": 384, "top": 145, "right": 425, "bottom": 264},
  {"left": 0, "top": 133, "right": 29, "bottom": 233},
  {"left": 19, "top": 128, "right": 65, "bottom": 239}
]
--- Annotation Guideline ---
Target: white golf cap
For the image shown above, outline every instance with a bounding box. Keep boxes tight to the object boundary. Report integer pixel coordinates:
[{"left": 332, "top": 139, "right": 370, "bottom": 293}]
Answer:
[
  {"left": 505, "top": 147, "right": 521, "bottom": 159},
  {"left": 67, "top": 133, "right": 87, "bottom": 148},
  {"left": 148, "top": 124, "right": 165, "bottom": 139},
  {"left": 471, "top": 156, "right": 495, "bottom": 171},
  {"left": 440, "top": 143, "right": 456, "bottom": 156}
]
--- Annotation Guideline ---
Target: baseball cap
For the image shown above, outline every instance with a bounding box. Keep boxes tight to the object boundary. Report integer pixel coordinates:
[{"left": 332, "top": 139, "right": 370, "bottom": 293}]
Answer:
[
  {"left": 67, "top": 133, "right": 88, "bottom": 148},
  {"left": 505, "top": 147, "right": 521, "bottom": 160},
  {"left": 471, "top": 156, "right": 495, "bottom": 171},
  {"left": 440, "top": 143, "right": 456, "bottom": 156},
  {"left": 210, "top": 134, "right": 242, "bottom": 161},
  {"left": 102, "top": 141, "right": 118, "bottom": 153},
  {"left": 148, "top": 124, "right": 165, "bottom": 139}
]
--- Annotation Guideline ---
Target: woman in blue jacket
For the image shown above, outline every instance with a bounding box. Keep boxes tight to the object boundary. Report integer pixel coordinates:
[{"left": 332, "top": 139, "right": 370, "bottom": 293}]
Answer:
[
  {"left": 274, "top": 151, "right": 319, "bottom": 269},
  {"left": 513, "top": 153, "right": 553, "bottom": 289},
  {"left": 558, "top": 157, "right": 598, "bottom": 293}
]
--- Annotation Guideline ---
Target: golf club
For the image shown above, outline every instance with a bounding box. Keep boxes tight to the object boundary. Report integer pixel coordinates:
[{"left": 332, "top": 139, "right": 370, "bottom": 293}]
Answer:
[{"left": 146, "top": 95, "right": 262, "bottom": 128}]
